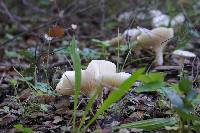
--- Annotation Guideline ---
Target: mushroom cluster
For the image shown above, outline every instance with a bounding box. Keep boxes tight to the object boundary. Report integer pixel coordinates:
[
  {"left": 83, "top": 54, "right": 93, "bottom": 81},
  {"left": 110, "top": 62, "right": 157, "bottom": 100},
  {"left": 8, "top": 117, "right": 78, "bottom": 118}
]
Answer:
[
  {"left": 56, "top": 60, "right": 131, "bottom": 96},
  {"left": 150, "top": 9, "right": 185, "bottom": 28},
  {"left": 107, "top": 27, "right": 174, "bottom": 66}
]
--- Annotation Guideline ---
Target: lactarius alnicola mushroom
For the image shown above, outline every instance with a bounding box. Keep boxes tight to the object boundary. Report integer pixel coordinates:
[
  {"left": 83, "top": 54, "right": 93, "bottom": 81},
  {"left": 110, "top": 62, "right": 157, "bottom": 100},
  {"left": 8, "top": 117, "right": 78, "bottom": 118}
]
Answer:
[
  {"left": 136, "top": 27, "right": 174, "bottom": 66},
  {"left": 107, "top": 28, "right": 141, "bottom": 46},
  {"left": 56, "top": 60, "right": 131, "bottom": 96},
  {"left": 172, "top": 50, "right": 196, "bottom": 66}
]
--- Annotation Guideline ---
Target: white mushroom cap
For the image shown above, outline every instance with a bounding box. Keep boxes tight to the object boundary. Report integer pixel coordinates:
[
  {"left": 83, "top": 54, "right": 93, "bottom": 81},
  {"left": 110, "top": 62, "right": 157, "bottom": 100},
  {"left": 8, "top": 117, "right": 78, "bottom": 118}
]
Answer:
[
  {"left": 171, "top": 13, "right": 185, "bottom": 27},
  {"left": 55, "top": 60, "right": 117, "bottom": 96},
  {"left": 173, "top": 50, "right": 196, "bottom": 58},
  {"left": 117, "top": 11, "right": 134, "bottom": 22},
  {"left": 137, "top": 27, "right": 174, "bottom": 65},
  {"left": 150, "top": 10, "right": 163, "bottom": 17},
  {"left": 123, "top": 28, "right": 141, "bottom": 40},
  {"left": 55, "top": 70, "right": 87, "bottom": 95},
  {"left": 102, "top": 72, "right": 131, "bottom": 88},
  {"left": 152, "top": 14, "right": 170, "bottom": 28},
  {"left": 82, "top": 60, "right": 116, "bottom": 96}
]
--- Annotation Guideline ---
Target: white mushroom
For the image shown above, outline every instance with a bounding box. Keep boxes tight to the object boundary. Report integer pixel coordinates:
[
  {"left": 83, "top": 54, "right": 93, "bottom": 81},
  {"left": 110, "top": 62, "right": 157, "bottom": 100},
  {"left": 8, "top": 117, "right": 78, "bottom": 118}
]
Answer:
[
  {"left": 102, "top": 72, "right": 131, "bottom": 88},
  {"left": 172, "top": 50, "right": 196, "bottom": 66},
  {"left": 56, "top": 60, "right": 131, "bottom": 96},
  {"left": 150, "top": 10, "right": 170, "bottom": 28},
  {"left": 123, "top": 28, "right": 141, "bottom": 40},
  {"left": 117, "top": 11, "right": 134, "bottom": 23},
  {"left": 136, "top": 27, "right": 174, "bottom": 66},
  {"left": 171, "top": 13, "right": 185, "bottom": 27},
  {"left": 108, "top": 28, "right": 141, "bottom": 46}
]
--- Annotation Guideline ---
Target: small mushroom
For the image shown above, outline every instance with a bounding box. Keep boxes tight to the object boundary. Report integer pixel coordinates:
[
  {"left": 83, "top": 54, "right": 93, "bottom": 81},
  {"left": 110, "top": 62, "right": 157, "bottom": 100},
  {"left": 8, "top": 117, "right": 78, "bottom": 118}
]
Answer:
[
  {"left": 55, "top": 60, "right": 131, "bottom": 96},
  {"left": 172, "top": 50, "right": 196, "bottom": 66},
  {"left": 136, "top": 27, "right": 174, "bottom": 66},
  {"left": 171, "top": 13, "right": 185, "bottom": 27},
  {"left": 150, "top": 10, "right": 170, "bottom": 28},
  {"left": 108, "top": 28, "right": 141, "bottom": 46}
]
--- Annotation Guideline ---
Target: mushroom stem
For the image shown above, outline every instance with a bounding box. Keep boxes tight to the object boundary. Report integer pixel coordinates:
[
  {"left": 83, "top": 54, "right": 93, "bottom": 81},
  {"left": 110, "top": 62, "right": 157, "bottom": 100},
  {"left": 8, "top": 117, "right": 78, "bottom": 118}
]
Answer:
[
  {"left": 155, "top": 47, "right": 164, "bottom": 66},
  {"left": 179, "top": 57, "right": 185, "bottom": 67}
]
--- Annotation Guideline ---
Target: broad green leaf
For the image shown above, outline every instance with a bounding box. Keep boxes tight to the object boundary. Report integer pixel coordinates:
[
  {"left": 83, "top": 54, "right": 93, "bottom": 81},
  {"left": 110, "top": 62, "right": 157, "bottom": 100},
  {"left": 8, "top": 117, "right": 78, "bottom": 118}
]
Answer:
[
  {"left": 136, "top": 72, "right": 165, "bottom": 93},
  {"left": 162, "top": 87, "right": 184, "bottom": 109},
  {"left": 136, "top": 81, "right": 165, "bottom": 93},
  {"left": 85, "top": 68, "right": 145, "bottom": 129},
  {"left": 113, "top": 118, "right": 176, "bottom": 131},
  {"left": 138, "top": 73, "right": 165, "bottom": 83}
]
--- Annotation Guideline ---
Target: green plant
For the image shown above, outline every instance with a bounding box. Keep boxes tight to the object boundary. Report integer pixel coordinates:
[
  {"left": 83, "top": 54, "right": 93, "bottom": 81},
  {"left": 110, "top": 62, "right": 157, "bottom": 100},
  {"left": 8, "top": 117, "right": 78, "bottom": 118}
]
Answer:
[
  {"left": 14, "top": 124, "right": 33, "bottom": 133},
  {"left": 70, "top": 36, "right": 82, "bottom": 132},
  {"left": 162, "top": 76, "right": 200, "bottom": 132},
  {"left": 112, "top": 117, "right": 176, "bottom": 131}
]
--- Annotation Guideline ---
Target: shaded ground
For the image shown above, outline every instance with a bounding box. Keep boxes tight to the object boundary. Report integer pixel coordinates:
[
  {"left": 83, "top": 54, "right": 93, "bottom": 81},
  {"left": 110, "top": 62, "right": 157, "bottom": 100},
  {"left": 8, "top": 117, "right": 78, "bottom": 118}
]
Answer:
[{"left": 0, "top": 0, "right": 200, "bottom": 132}]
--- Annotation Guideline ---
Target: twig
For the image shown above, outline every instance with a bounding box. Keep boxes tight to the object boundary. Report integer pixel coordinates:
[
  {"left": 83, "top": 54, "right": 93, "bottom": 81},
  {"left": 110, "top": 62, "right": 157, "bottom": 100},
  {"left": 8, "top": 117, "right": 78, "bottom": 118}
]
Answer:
[{"left": 0, "top": 0, "right": 27, "bottom": 31}]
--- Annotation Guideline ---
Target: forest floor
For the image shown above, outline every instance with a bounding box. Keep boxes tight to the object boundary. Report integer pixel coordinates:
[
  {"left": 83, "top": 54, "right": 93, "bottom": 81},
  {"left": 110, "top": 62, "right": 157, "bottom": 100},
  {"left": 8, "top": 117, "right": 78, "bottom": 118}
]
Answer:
[{"left": 0, "top": 0, "right": 200, "bottom": 133}]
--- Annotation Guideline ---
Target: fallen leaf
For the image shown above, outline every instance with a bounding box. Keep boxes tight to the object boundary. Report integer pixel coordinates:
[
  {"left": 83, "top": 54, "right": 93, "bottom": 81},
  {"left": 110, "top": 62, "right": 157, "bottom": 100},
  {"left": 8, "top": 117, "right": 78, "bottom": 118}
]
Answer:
[{"left": 52, "top": 116, "right": 63, "bottom": 124}]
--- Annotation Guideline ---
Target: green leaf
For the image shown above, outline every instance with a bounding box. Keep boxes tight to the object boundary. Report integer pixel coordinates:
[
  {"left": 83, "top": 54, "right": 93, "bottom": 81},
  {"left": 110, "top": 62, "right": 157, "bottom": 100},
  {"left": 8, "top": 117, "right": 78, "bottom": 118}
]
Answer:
[
  {"left": 9, "top": 79, "right": 18, "bottom": 87},
  {"left": 5, "top": 50, "right": 19, "bottom": 58},
  {"left": 18, "top": 50, "right": 34, "bottom": 60},
  {"left": 34, "top": 82, "right": 56, "bottom": 95},
  {"left": 136, "top": 81, "right": 165, "bottom": 93},
  {"left": 136, "top": 72, "right": 165, "bottom": 93},
  {"left": 14, "top": 124, "right": 23, "bottom": 129},
  {"left": 23, "top": 128, "right": 33, "bottom": 133},
  {"left": 162, "top": 87, "right": 184, "bottom": 109},
  {"left": 85, "top": 68, "right": 145, "bottom": 129},
  {"left": 113, "top": 118, "right": 176, "bottom": 131},
  {"left": 138, "top": 73, "right": 165, "bottom": 83},
  {"left": 176, "top": 108, "right": 199, "bottom": 121},
  {"left": 70, "top": 36, "right": 81, "bottom": 132},
  {"left": 179, "top": 78, "right": 192, "bottom": 94},
  {"left": 92, "top": 39, "right": 110, "bottom": 47}
]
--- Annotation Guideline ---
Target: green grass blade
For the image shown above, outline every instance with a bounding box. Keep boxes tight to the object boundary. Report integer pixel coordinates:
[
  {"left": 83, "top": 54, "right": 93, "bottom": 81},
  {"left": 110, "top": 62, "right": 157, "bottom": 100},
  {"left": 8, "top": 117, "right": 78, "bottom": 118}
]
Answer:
[
  {"left": 113, "top": 118, "right": 176, "bottom": 131},
  {"left": 78, "top": 89, "right": 99, "bottom": 130},
  {"left": 85, "top": 68, "right": 145, "bottom": 129},
  {"left": 70, "top": 36, "right": 82, "bottom": 132}
]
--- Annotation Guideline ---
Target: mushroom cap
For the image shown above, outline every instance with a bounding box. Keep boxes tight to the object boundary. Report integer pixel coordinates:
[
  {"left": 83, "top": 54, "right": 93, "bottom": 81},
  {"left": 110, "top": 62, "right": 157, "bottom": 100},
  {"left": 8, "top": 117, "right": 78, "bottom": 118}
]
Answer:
[
  {"left": 81, "top": 60, "right": 117, "bottom": 96},
  {"left": 173, "top": 50, "right": 196, "bottom": 58},
  {"left": 102, "top": 72, "right": 131, "bottom": 88},
  {"left": 137, "top": 27, "right": 174, "bottom": 49},
  {"left": 171, "top": 13, "right": 185, "bottom": 27},
  {"left": 55, "top": 71, "right": 75, "bottom": 95},
  {"left": 123, "top": 28, "right": 141, "bottom": 40},
  {"left": 150, "top": 10, "right": 163, "bottom": 17},
  {"left": 152, "top": 14, "right": 170, "bottom": 28}
]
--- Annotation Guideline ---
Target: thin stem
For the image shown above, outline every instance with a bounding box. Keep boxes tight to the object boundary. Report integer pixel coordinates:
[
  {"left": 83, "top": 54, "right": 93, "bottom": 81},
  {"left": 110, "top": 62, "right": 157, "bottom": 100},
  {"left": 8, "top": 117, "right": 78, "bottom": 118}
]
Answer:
[
  {"left": 47, "top": 41, "right": 51, "bottom": 68},
  {"left": 121, "top": 49, "right": 132, "bottom": 72},
  {"left": 117, "top": 27, "right": 120, "bottom": 72}
]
